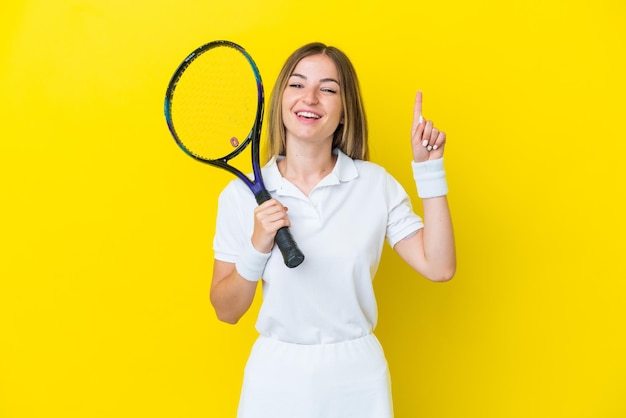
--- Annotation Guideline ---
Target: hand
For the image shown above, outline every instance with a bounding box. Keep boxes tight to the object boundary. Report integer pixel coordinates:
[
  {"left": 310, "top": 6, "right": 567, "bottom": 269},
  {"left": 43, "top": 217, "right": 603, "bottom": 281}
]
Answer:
[
  {"left": 251, "top": 198, "right": 290, "bottom": 253},
  {"left": 411, "top": 91, "right": 446, "bottom": 162}
]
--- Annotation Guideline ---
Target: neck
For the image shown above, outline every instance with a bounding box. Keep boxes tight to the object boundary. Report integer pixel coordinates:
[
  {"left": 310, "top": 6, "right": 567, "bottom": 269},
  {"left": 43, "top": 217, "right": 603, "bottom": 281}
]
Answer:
[{"left": 277, "top": 143, "right": 337, "bottom": 195}]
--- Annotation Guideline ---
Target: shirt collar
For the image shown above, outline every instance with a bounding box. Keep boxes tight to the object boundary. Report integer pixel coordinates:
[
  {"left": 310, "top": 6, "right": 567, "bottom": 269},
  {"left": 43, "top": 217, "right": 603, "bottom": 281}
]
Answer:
[{"left": 263, "top": 148, "right": 359, "bottom": 193}]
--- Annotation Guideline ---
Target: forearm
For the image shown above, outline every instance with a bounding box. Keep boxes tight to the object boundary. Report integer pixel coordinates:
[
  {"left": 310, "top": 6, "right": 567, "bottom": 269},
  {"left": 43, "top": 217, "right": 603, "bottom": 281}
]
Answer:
[
  {"left": 395, "top": 156, "right": 456, "bottom": 281},
  {"left": 421, "top": 195, "right": 456, "bottom": 281}
]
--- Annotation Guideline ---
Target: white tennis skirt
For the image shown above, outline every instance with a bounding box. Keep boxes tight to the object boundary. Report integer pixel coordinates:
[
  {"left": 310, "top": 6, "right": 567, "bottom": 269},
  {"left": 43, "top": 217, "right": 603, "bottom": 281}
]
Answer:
[{"left": 237, "top": 333, "right": 394, "bottom": 418}]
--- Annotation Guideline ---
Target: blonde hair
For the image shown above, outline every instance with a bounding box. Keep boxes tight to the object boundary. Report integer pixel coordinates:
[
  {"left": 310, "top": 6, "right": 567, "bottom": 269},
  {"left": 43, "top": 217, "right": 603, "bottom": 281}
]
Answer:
[{"left": 266, "top": 42, "right": 369, "bottom": 162}]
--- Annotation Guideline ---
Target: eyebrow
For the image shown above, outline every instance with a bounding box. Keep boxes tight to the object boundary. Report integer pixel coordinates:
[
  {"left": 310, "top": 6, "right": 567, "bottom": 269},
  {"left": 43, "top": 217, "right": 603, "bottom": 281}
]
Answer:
[{"left": 290, "top": 73, "right": 340, "bottom": 85}]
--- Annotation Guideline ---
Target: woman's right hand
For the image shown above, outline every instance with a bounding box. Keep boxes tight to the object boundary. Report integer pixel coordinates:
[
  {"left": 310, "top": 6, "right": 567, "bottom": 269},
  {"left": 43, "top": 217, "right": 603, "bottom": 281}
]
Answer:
[{"left": 251, "top": 198, "right": 291, "bottom": 253}]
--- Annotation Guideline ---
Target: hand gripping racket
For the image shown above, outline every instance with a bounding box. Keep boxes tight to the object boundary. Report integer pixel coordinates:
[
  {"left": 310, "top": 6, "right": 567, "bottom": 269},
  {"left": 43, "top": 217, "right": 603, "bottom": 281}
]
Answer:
[{"left": 164, "top": 40, "right": 305, "bottom": 268}]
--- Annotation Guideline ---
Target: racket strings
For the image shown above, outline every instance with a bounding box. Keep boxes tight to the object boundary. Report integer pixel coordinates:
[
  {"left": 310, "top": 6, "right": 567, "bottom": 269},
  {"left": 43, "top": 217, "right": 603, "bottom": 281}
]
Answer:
[{"left": 170, "top": 47, "right": 259, "bottom": 160}]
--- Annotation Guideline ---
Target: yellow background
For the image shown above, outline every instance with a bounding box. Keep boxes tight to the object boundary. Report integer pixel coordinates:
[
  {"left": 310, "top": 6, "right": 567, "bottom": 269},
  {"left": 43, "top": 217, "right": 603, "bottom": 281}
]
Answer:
[{"left": 1, "top": 0, "right": 625, "bottom": 417}]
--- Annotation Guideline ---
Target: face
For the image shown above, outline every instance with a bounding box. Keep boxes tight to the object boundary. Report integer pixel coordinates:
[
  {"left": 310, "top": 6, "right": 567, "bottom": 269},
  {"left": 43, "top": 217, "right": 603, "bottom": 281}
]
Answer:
[{"left": 281, "top": 54, "right": 344, "bottom": 147}]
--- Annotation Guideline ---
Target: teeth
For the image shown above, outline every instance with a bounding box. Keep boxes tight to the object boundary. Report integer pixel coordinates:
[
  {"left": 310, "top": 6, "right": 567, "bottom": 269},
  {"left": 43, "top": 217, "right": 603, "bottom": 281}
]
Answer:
[{"left": 297, "top": 111, "right": 320, "bottom": 119}]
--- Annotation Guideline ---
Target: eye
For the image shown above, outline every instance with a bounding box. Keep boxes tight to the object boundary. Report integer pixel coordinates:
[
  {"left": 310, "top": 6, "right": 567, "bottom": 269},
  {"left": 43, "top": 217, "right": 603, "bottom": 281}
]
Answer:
[
  {"left": 321, "top": 88, "right": 338, "bottom": 94},
  {"left": 288, "top": 83, "right": 303, "bottom": 88}
]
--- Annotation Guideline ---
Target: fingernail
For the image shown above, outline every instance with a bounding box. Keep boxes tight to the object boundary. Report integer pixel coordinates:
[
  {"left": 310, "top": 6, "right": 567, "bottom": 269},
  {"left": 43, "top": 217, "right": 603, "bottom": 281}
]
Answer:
[
  {"left": 433, "top": 145, "right": 438, "bottom": 150},
  {"left": 419, "top": 115, "right": 424, "bottom": 124},
  {"left": 422, "top": 140, "right": 429, "bottom": 147},
  {"left": 427, "top": 145, "right": 433, "bottom": 151}
]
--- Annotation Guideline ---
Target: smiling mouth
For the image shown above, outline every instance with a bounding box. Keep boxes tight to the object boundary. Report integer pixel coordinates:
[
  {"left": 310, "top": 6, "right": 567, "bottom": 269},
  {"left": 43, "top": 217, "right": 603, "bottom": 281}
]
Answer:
[{"left": 296, "top": 111, "right": 321, "bottom": 119}]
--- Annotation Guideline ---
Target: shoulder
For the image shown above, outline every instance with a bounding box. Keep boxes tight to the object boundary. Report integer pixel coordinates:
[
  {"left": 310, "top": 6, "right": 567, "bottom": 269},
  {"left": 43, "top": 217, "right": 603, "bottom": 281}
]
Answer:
[
  {"left": 353, "top": 159, "right": 412, "bottom": 201},
  {"left": 217, "top": 178, "right": 256, "bottom": 207}
]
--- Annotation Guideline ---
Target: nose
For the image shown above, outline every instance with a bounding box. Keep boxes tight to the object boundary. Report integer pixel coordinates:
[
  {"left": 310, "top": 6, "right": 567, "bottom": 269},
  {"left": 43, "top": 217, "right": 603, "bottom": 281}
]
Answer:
[{"left": 302, "top": 87, "right": 318, "bottom": 105}]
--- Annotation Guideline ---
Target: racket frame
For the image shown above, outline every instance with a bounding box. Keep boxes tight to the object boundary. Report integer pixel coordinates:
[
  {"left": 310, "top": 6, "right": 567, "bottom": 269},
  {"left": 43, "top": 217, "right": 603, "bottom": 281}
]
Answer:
[{"left": 164, "top": 40, "right": 264, "bottom": 193}]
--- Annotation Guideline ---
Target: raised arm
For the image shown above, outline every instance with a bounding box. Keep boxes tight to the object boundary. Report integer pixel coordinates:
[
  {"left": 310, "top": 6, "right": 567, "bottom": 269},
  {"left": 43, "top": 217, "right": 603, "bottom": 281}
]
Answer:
[{"left": 394, "top": 91, "right": 456, "bottom": 282}]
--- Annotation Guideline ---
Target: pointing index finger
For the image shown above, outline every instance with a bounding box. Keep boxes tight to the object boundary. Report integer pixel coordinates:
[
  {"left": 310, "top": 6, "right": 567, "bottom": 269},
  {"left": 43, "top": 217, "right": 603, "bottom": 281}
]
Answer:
[{"left": 412, "top": 90, "right": 424, "bottom": 135}]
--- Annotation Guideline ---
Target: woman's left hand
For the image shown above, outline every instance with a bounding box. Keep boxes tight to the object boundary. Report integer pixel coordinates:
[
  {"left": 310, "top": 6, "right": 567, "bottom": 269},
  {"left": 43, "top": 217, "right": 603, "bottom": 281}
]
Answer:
[{"left": 411, "top": 91, "right": 446, "bottom": 162}]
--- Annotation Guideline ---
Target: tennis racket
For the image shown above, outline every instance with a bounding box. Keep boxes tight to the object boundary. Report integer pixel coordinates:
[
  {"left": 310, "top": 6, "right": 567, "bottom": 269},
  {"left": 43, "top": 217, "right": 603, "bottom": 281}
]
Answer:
[{"left": 164, "top": 40, "right": 304, "bottom": 268}]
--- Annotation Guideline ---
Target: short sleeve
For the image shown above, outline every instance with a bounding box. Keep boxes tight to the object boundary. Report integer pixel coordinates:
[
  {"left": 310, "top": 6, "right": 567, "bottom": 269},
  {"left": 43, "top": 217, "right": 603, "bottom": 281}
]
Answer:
[
  {"left": 213, "top": 180, "right": 257, "bottom": 263},
  {"left": 384, "top": 172, "right": 424, "bottom": 248}
]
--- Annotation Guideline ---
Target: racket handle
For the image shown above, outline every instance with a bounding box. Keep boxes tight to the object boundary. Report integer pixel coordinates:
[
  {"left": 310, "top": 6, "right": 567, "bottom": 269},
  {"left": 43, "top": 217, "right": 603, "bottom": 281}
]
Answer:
[
  {"left": 275, "top": 227, "right": 305, "bottom": 268},
  {"left": 255, "top": 190, "right": 305, "bottom": 268}
]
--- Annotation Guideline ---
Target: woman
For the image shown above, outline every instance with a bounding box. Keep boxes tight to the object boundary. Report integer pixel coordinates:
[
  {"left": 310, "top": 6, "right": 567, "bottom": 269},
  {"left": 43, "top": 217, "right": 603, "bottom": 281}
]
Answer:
[{"left": 210, "top": 42, "right": 455, "bottom": 418}]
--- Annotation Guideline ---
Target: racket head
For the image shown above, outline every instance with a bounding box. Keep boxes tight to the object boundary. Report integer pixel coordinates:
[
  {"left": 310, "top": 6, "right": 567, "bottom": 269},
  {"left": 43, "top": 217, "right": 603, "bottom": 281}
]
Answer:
[{"left": 164, "top": 40, "right": 264, "bottom": 165}]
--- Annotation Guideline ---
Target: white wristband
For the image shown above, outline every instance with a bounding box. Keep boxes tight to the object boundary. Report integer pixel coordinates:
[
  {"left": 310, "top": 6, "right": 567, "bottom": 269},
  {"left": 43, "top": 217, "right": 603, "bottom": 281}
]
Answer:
[
  {"left": 235, "top": 240, "right": 271, "bottom": 282},
  {"left": 412, "top": 158, "right": 448, "bottom": 198}
]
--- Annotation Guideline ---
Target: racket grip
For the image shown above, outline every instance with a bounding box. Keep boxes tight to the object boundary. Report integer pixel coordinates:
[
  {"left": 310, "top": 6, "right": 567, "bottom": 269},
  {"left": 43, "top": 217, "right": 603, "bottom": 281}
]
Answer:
[
  {"left": 274, "top": 227, "right": 305, "bottom": 268},
  {"left": 255, "top": 190, "right": 305, "bottom": 268}
]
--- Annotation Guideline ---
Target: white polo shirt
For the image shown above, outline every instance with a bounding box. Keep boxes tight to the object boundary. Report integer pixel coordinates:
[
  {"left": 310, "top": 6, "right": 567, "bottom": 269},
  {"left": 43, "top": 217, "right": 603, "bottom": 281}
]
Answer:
[{"left": 213, "top": 149, "right": 424, "bottom": 344}]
